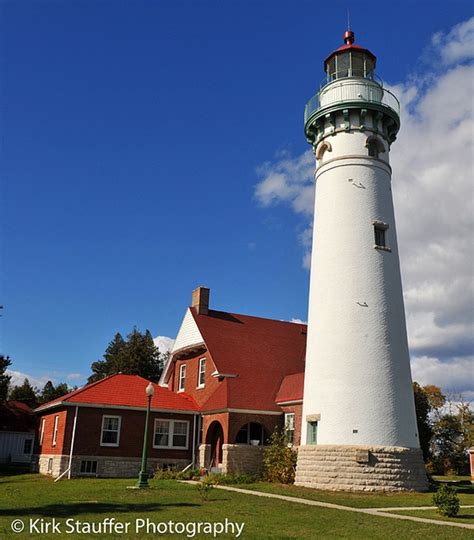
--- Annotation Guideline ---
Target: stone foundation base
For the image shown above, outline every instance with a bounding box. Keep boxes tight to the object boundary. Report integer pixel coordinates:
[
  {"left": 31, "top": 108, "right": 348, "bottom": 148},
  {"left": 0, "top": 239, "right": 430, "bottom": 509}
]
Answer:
[
  {"left": 198, "top": 444, "right": 264, "bottom": 474},
  {"left": 35, "top": 454, "right": 190, "bottom": 479},
  {"left": 295, "top": 445, "right": 428, "bottom": 492}
]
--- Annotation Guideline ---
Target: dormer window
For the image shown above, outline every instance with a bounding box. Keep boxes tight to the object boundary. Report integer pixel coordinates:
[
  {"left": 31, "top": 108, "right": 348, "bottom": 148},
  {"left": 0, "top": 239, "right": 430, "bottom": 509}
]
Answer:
[
  {"left": 197, "top": 358, "right": 206, "bottom": 388},
  {"left": 178, "top": 364, "right": 186, "bottom": 392}
]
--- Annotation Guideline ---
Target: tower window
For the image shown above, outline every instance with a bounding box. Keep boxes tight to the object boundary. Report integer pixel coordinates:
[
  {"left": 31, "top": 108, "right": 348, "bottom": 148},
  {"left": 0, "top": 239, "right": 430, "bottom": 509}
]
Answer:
[
  {"left": 367, "top": 140, "right": 379, "bottom": 158},
  {"left": 307, "top": 421, "right": 318, "bottom": 445},
  {"left": 365, "top": 136, "right": 384, "bottom": 159},
  {"left": 373, "top": 221, "right": 390, "bottom": 250}
]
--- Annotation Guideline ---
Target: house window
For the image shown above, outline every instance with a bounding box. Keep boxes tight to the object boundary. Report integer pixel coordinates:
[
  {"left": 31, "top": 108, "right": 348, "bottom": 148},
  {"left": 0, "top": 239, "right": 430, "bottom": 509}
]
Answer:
[
  {"left": 52, "top": 415, "right": 59, "bottom": 446},
  {"left": 307, "top": 421, "right": 318, "bottom": 445},
  {"left": 39, "top": 418, "right": 46, "bottom": 445},
  {"left": 100, "top": 415, "right": 121, "bottom": 447},
  {"left": 235, "top": 422, "right": 266, "bottom": 445},
  {"left": 373, "top": 221, "right": 389, "bottom": 250},
  {"left": 284, "top": 413, "right": 295, "bottom": 445},
  {"left": 47, "top": 458, "right": 53, "bottom": 473},
  {"left": 153, "top": 419, "right": 189, "bottom": 449},
  {"left": 197, "top": 358, "right": 206, "bottom": 388},
  {"left": 178, "top": 364, "right": 186, "bottom": 391},
  {"left": 80, "top": 460, "right": 98, "bottom": 474},
  {"left": 23, "top": 439, "right": 33, "bottom": 454}
]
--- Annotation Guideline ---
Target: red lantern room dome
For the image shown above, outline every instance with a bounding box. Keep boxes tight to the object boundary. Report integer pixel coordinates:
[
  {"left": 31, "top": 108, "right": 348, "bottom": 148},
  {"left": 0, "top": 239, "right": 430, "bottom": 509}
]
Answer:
[{"left": 324, "top": 29, "right": 377, "bottom": 81}]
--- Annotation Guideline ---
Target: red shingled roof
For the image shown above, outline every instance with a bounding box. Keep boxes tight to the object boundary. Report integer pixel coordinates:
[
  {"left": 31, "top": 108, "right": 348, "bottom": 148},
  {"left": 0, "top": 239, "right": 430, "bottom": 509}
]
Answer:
[
  {"left": 35, "top": 374, "right": 199, "bottom": 412},
  {"left": 0, "top": 401, "right": 36, "bottom": 432},
  {"left": 275, "top": 372, "right": 304, "bottom": 404},
  {"left": 191, "top": 308, "right": 306, "bottom": 411}
]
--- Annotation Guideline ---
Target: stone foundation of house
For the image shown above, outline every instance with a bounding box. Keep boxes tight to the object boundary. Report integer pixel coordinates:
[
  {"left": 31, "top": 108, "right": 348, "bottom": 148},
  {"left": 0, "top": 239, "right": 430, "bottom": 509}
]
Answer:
[
  {"left": 295, "top": 445, "right": 428, "bottom": 492},
  {"left": 35, "top": 454, "right": 190, "bottom": 479},
  {"left": 198, "top": 443, "right": 264, "bottom": 474}
]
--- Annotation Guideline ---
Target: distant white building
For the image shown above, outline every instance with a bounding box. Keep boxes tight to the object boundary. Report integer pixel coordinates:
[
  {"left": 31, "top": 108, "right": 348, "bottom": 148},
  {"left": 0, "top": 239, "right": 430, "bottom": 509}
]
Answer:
[{"left": 0, "top": 401, "right": 36, "bottom": 464}]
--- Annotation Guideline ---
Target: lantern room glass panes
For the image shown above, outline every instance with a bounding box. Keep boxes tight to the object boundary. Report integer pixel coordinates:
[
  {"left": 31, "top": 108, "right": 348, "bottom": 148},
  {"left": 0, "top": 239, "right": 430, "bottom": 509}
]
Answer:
[{"left": 326, "top": 51, "right": 375, "bottom": 81}]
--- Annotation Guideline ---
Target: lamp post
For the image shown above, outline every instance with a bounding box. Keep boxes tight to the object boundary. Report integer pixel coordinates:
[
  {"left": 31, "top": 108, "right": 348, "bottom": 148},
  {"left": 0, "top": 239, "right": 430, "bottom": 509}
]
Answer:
[{"left": 136, "top": 382, "right": 154, "bottom": 488}]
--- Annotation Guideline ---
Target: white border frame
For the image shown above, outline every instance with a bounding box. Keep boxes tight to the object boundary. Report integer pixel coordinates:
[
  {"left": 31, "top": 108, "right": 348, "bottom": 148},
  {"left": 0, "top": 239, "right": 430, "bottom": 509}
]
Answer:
[
  {"left": 178, "top": 364, "right": 186, "bottom": 392},
  {"left": 152, "top": 418, "right": 190, "bottom": 450},
  {"left": 197, "top": 357, "right": 206, "bottom": 388},
  {"left": 52, "top": 415, "right": 59, "bottom": 447},
  {"left": 100, "top": 415, "right": 122, "bottom": 447}
]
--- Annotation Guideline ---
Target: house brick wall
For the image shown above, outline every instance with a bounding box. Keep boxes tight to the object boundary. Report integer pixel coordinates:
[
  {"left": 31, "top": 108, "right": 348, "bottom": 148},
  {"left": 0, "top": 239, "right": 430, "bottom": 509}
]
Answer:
[
  {"left": 37, "top": 409, "right": 70, "bottom": 455},
  {"left": 227, "top": 412, "right": 282, "bottom": 444},
  {"left": 280, "top": 403, "right": 303, "bottom": 445},
  {"left": 36, "top": 406, "right": 198, "bottom": 477},
  {"left": 173, "top": 352, "right": 220, "bottom": 407}
]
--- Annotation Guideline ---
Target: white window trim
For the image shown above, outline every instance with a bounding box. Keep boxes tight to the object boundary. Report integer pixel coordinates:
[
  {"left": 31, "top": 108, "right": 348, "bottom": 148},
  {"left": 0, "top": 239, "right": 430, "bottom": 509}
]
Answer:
[
  {"left": 284, "top": 413, "right": 295, "bottom": 446},
  {"left": 39, "top": 418, "right": 46, "bottom": 445},
  {"left": 52, "top": 415, "right": 59, "bottom": 447},
  {"left": 153, "top": 418, "right": 190, "bottom": 450},
  {"left": 178, "top": 364, "right": 186, "bottom": 392},
  {"left": 197, "top": 357, "right": 206, "bottom": 388},
  {"left": 100, "top": 415, "right": 122, "bottom": 447}
]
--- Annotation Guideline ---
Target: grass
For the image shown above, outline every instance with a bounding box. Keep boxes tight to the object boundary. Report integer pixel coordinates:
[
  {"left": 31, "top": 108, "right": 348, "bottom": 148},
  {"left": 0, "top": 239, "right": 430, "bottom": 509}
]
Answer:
[
  {"left": 240, "top": 479, "right": 474, "bottom": 508},
  {"left": 388, "top": 507, "right": 474, "bottom": 525},
  {"left": 0, "top": 472, "right": 472, "bottom": 539}
]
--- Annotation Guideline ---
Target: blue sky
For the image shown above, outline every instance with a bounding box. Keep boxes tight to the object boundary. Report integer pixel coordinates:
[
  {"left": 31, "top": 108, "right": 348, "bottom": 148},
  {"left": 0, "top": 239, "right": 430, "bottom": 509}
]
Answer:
[{"left": 1, "top": 1, "right": 473, "bottom": 394}]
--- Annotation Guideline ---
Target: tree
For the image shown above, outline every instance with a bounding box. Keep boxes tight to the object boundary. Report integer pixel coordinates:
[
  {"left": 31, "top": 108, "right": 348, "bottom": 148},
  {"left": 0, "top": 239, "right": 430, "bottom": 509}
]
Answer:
[
  {"left": 413, "top": 382, "right": 434, "bottom": 461},
  {"left": 38, "top": 380, "right": 71, "bottom": 404},
  {"left": 9, "top": 378, "right": 38, "bottom": 408},
  {"left": 430, "top": 401, "right": 474, "bottom": 475},
  {"left": 88, "top": 328, "right": 164, "bottom": 383},
  {"left": 0, "top": 355, "right": 12, "bottom": 401}
]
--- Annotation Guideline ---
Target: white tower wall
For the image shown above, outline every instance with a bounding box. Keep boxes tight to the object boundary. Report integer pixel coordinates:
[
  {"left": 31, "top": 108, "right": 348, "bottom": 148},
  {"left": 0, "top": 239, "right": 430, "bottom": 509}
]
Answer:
[{"left": 300, "top": 112, "right": 419, "bottom": 448}]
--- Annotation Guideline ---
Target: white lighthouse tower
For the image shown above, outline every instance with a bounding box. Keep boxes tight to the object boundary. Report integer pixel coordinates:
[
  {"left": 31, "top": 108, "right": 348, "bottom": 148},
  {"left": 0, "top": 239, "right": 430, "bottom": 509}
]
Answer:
[{"left": 295, "top": 28, "right": 428, "bottom": 491}]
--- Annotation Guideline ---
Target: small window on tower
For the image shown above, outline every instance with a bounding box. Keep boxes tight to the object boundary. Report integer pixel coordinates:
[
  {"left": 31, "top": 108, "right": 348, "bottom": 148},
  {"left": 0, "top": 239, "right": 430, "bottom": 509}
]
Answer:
[
  {"left": 373, "top": 221, "right": 390, "bottom": 251},
  {"left": 367, "top": 140, "right": 379, "bottom": 158}
]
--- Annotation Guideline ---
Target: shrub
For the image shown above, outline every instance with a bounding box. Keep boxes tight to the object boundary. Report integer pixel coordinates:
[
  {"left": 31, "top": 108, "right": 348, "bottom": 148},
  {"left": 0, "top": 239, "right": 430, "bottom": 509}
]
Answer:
[
  {"left": 432, "top": 484, "right": 460, "bottom": 517},
  {"left": 262, "top": 428, "right": 297, "bottom": 484},
  {"left": 196, "top": 475, "right": 217, "bottom": 501},
  {"left": 153, "top": 467, "right": 200, "bottom": 481},
  {"left": 205, "top": 472, "right": 258, "bottom": 485}
]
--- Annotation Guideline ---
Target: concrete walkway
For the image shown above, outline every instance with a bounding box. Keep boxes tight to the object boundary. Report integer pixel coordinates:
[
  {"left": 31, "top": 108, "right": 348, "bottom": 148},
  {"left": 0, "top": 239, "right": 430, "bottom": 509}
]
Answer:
[{"left": 184, "top": 482, "right": 474, "bottom": 530}]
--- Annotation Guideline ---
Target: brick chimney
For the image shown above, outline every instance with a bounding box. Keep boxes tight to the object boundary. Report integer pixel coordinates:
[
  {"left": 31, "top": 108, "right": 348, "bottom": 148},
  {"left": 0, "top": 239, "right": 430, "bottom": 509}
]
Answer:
[{"left": 192, "top": 286, "right": 210, "bottom": 315}]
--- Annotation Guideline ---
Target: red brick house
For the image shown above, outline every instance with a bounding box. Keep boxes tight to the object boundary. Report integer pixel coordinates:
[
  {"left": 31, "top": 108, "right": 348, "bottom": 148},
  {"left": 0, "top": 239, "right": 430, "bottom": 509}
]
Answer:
[
  {"left": 34, "top": 374, "right": 199, "bottom": 478},
  {"left": 159, "top": 287, "right": 306, "bottom": 474},
  {"left": 34, "top": 286, "right": 306, "bottom": 478}
]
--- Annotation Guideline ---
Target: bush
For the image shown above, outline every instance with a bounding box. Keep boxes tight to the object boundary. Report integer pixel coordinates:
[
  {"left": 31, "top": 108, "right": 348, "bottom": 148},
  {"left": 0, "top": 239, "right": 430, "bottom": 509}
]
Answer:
[
  {"left": 205, "top": 472, "right": 258, "bottom": 485},
  {"left": 153, "top": 467, "right": 200, "bottom": 481},
  {"left": 196, "top": 475, "right": 217, "bottom": 501},
  {"left": 432, "top": 484, "right": 460, "bottom": 517},
  {"left": 262, "top": 428, "right": 297, "bottom": 484}
]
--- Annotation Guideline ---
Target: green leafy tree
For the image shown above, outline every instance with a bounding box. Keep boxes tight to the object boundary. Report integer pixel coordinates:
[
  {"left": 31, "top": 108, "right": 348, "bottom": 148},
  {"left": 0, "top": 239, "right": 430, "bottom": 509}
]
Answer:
[
  {"left": 9, "top": 378, "right": 38, "bottom": 408},
  {"left": 413, "top": 382, "right": 434, "bottom": 461},
  {"left": 38, "top": 381, "right": 71, "bottom": 404},
  {"left": 430, "top": 402, "right": 474, "bottom": 475},
  {"left": 88, "top": 329, "right": 164, "bottom": 383},
  {"left": 0, "top": 355, "right": 12, "bottom": 401}
]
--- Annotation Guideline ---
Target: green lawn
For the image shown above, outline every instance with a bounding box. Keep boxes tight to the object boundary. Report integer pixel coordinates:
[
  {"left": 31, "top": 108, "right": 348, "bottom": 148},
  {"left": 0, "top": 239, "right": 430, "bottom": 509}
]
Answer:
[
  {"left": 388, "top": 507, "right": 474, "bottom": 525},
  {"left": 240, "top": 479, "right": 474, "bottom": 508},
  {"left": 0, "top": 473, "right": 472, "bottom": 539}
]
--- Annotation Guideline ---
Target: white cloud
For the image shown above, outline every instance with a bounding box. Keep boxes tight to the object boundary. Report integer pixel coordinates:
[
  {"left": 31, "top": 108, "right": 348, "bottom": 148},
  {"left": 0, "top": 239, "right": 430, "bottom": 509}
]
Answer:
[
  {"left": 254, "top": 18, "right": 474, "bottom": 399},
  {"left": 153, "top": 335, "right": 175, "bottom": 353},
  {"left": 7, "top": 370, "right": 53, "bottom": 390},
  {"left": 66, "top": 372, "right": 82, "bottom": 381},
  {"left": 431, "top": 16, "right": 474, "bottom": 65},
  {"left": 411, "top": 356, "right": 474, "bottom": 396},
  {"left": 290, "top": 318, "right": 307, "bottom": 324}
]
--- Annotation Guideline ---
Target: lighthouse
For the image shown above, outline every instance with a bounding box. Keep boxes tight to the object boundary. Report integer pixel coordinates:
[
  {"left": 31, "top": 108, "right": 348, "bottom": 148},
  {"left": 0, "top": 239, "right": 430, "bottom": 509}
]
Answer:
[{"left": 295, "top": 29, "right": 428, "bottom": 491}]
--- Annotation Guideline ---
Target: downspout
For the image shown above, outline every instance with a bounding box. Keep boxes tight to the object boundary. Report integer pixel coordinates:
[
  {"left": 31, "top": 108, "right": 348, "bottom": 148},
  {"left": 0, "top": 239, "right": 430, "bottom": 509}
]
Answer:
[
  {"left": 67, "top": 406, "right": 79, "bottom": 479},
  {"left": 192, "top": 414, "right": 197, "bottom": 467}
]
